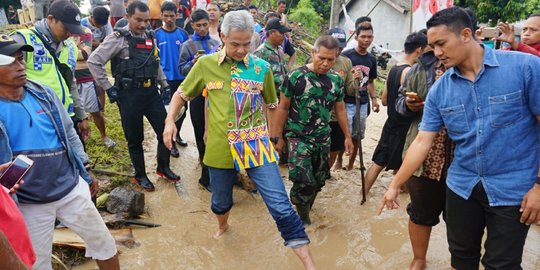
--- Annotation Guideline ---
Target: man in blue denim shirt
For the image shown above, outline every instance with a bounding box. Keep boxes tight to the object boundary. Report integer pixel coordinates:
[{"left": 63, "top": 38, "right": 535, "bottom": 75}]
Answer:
[{"left": 379, "top": 7, "right": 540, "bottom": 270}]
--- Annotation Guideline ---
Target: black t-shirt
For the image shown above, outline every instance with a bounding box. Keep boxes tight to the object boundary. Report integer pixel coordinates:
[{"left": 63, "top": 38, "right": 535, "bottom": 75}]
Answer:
[
  {"left": 386, "top": 64, "right": 413, "bottom": 130},
  {"left": 342, "top": 48, "right": 377, "bottom": 104},
  {"left": 283, "top": 37, "right": 295, "bottom": 57}
]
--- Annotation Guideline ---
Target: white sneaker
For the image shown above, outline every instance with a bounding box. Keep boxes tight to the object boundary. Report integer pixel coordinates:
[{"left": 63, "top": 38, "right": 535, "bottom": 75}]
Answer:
[{"left": 103, "top": 137, "right": 117, "bottom": 148}]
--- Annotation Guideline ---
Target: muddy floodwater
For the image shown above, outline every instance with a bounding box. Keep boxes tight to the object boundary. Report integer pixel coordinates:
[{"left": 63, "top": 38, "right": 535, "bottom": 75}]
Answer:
[{"left": 76, "top": 109, "right": 540, "bottom": 270}]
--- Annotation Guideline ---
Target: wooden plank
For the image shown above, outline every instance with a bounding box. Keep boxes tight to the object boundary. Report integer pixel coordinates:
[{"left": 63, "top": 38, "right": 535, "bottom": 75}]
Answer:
[{"left": 53, "top": 228, "right": 138, "bottom": 249}]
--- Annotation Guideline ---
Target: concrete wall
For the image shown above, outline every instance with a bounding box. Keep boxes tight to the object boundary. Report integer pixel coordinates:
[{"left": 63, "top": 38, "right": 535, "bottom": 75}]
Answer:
[{"left": 339, "top": 0, "right": 412, "bottom": 51}]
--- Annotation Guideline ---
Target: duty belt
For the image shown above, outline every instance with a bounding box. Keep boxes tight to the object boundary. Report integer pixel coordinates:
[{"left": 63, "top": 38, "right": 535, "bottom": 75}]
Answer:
[{"left": 133, "top": 79, "right": 155, "bottom": 88}]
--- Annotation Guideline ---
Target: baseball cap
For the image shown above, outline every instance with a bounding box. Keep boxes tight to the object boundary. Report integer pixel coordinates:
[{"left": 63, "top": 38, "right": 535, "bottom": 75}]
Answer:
[
  {"left": 265, "top": 18, "right": 291, "bottom": 33},
  {"left": 328, "top": 27, "right": 347, "bottom": 48},
  {"left": 0, "top": 35, "right": 33, "bottom": 65},
  {"left": 48, "top": 0, "right": 85, "bottom": 35},
  {"left": 0, "top": 55, "right": 15, "bottom": 66}
]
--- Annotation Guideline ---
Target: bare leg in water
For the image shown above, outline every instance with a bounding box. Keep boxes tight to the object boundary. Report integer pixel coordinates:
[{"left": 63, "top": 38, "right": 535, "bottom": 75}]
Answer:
[
  {"left": 364, "top": 163, "right": 385, "bottom": 195},
  {"left": 329, "top": 151, "right": 340, "bottom": 170},
  {"left": 292, "top": 245, "right": 316, "bottom": 270},
  {"left": 214, "top": 212, "right": 230, "bottom": 238},
  {"left": 213, "top": 212, "right": 315, "bottom": 269},
  {"left": 336, "top": 143, "right": 358, "bottom": 171},
  {"left": 408, "top": 220, "right": 431, "bottom": 270}
]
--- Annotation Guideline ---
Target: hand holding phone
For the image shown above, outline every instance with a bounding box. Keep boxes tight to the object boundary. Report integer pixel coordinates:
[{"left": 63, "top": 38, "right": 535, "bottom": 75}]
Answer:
[
  {"left": 193, "top": 50, "right": 206, "bottom": 64},
  {"left": 405, "top": 92, "right": 424, "bottom": 112},
  {"left": 405, "top": 92, "right": 423, "bottom": 102},
  {"left": 0, "top": 155, "right": 34, "bottom": 190},
  {"left": 480, "top": 27, "right": 501, "bottom": 39}
]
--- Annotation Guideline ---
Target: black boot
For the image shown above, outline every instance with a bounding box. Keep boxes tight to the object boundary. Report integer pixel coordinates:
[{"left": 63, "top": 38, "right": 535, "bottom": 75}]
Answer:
[
  {"left": 170, "top": 144, "right": 180, "bottom": 158},
  {"left": 176, "top": 133, "right": 188, "bottom": 147},
  {"left": 156, "top": 142, "right": 180, "bottom": 181},
  {"left": 133, "top": 176, "right": 155, "bottom": 192},
  {"left": 296, "top": 204, "right": 311, "bottom": 225},
  {"left": 309, "top": 193, "right": 318, "bottom": 209},
  {"left": 129, "top": 148, "right": 154, "bottom": 191},
  {"left": 157, "top": 167, "right": 180, "bottom": 181},
  {"left": 198, "top": 164, "right": 211, "bottom": 192}
]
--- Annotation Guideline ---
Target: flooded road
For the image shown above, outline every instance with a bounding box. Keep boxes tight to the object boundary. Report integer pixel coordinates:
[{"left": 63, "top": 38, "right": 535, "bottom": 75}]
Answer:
[{"left": 76, "top": 109, "right": 540, "bottom": 270}]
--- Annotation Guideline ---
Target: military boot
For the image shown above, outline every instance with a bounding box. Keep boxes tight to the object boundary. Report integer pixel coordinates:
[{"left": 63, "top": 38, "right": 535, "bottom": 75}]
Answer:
[
  {"left": 296, "top": 204, "right": 311, "bottom": 225},
  {"left": 309, "top": 193, "right": 318, "bottom": 209}
]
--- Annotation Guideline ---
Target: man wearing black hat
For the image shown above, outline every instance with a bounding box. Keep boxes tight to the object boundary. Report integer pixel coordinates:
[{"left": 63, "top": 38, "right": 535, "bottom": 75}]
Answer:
[
  {"left": 0, "top": 35, "right": 120, "bottom": 270},
  {"left": 254, "top": 18, "right": 290, "bottom": 91},
  {"left": 12, "top": 0, "right": 91, "bottom": 149}
]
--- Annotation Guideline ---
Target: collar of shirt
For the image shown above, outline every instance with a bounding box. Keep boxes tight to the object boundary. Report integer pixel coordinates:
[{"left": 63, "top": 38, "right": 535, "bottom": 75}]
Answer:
[
  {"left": 218, "top": 48, "right": 250, "bottom": 68},
  {"left": 264, "top": 40, "right": 279, "bottom": 52},
  {"left": 35, "top": 19, "right": 64, "bottom": 52},
  {"left": 449, "top": 45, "right": 500, "bottom": 80},
  {"left": 192, "top": 32, "right": 210, "bottom": 42},
  {"left": 120, "top": 25, "right": 147, "bottom": 38}
]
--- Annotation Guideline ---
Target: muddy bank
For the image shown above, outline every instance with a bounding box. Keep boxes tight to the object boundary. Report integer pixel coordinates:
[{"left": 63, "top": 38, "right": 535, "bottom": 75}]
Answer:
[{"left": 75, "top": 108, "right": 540, "bottom": 270}]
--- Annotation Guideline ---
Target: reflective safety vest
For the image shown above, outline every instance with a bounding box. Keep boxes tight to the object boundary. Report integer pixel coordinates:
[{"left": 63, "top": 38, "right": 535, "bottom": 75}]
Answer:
[{"left": 15, "top": 29, "right": 78, "bottom": 116}]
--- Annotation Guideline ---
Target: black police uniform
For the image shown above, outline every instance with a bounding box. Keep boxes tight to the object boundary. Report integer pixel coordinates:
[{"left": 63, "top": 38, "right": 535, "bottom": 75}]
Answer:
[{"left": 111, "top": 29, "right": 179, "bottom": 191}]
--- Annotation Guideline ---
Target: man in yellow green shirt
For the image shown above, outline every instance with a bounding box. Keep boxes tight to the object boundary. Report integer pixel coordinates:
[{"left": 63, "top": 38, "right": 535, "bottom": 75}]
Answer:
[{"left": 164, "top": 10, "right": 315, "bottom": 270}]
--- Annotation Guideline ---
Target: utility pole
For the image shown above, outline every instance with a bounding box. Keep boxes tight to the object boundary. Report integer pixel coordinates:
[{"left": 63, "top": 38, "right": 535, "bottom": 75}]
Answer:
[{"left": 329, "top": 0, "right": 343, "bottom": 28}]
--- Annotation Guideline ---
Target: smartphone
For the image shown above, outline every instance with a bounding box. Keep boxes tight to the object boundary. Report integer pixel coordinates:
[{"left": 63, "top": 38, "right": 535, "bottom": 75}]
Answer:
[
  {"left": 197, "top": 49, "right": 206, "bottom": 55},
  {"left": 480, "top": 27, "right": 501, "bottom": 38},
  {"left": 405, "top": 92, "right": 423, "bottom": 102},
  {"left": 0, "top": 155, "right": 34, "bottom": 189}
]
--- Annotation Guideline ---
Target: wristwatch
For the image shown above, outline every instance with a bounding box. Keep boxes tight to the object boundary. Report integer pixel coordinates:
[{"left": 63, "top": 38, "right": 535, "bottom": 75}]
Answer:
[{"left": 270, "top": 137, "right": 279, "bottom": 144}]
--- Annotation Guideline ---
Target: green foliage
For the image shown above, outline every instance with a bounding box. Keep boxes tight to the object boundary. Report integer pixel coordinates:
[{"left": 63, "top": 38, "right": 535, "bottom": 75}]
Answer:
[
  {"left": 311, "top": 0, "right": 331, "bottom": 20},
  {"left": 526, "top": 0, "right": 540, "bottom": 14},
  {"left": 374, "top": 78, "right": 385, "bottom": 97},
  {"left": 255, "top": 0, "right": 330, "bottom": 20},
  {"left": 85, "top": 99, "right": 133, "bottom": 191},
  {"left": 455, "top": 0, "right": 540, "bottom": 23},
  {"left": 288, "top": 0, "right": 323, "bottom": 38}
]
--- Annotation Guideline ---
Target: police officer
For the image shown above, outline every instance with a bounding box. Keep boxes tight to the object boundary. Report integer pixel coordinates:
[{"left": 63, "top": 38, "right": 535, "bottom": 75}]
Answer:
[
  {"left": 12, "top": 0, "right": 90, "bottom": 146},
  {"left": 88, "top": 1, "right": 180, "bottom": 191}
]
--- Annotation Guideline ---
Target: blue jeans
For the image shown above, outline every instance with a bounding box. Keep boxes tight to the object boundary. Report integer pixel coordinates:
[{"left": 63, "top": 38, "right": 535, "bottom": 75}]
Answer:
[
  {"left": 346, "top": 102, "right": 367, "bottom": 140},
  {"left": 208, "top": 163, "right": 310, "bottom": 247}
]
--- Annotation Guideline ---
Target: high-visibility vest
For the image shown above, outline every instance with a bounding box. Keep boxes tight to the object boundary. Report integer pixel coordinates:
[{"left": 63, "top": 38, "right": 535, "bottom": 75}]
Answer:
[{"left": 16, "top": 29, "right": 78, "bottom": 116}]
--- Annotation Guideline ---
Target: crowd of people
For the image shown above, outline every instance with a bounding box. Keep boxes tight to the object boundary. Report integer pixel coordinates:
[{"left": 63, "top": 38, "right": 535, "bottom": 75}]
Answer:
[{"left": 0, "top": 0, "right": 539, "bottom": 270}]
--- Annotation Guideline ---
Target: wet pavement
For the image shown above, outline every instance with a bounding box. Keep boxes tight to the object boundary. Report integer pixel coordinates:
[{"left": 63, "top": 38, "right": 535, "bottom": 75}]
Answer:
[{"left": 75, "top": 108, "right": 540, "bottom": 270}]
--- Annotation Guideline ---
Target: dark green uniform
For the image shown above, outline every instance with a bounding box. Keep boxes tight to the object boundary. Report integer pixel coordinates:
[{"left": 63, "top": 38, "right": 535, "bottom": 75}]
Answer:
[
  {"left": 254, "top": 41, "right": 288, "bottom": 91},
  {"left": 281, "top": 66, "right": 344, "bottom": 207}
]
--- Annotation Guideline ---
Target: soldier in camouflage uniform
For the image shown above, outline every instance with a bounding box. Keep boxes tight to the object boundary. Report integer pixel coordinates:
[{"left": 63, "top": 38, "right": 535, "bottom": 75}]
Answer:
[
  {"left": 254, "top": 18, "right": 290, "bottom": 91},
  {"left": 273, "top": 36, "right": 353, "bottom": 225}
]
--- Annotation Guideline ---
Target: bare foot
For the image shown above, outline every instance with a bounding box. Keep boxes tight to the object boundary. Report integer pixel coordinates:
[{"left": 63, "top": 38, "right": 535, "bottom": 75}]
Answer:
[
  {"left": 333, "top": 160, "right": 343, "bottom": 170},
  {"left": 213, "top": 224, "right": 229, "bottom": 238},
  {"left": 345, "top": 164, "right": 354, "bottom": 171},
  {"left": 409, "top": 258, "right": 426, "bottom": 270}
]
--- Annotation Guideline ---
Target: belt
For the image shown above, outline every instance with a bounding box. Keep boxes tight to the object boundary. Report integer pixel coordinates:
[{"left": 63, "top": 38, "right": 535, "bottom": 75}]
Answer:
[{"left": 133, "top": 79, "right": 155, "bottom": 88}]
